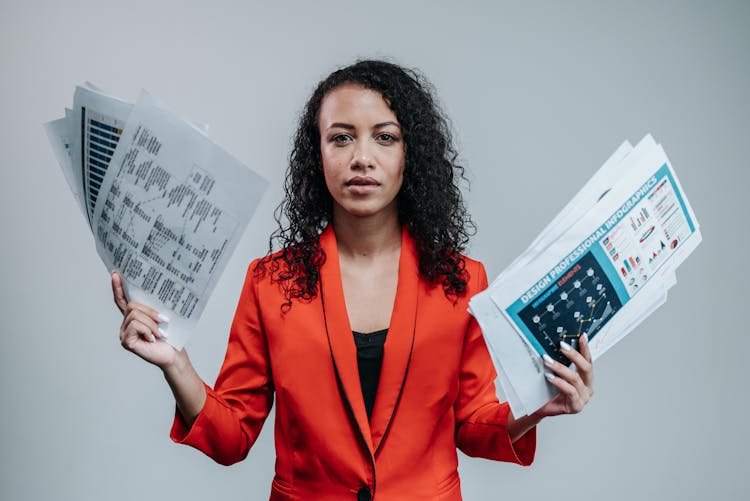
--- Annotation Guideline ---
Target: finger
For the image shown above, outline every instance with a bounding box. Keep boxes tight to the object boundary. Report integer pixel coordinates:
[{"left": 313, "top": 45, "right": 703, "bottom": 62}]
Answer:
[
  {"left": 121, "top": 318, "right": 157, "bottom": 348},
  {"left": 125, "top": 301, "right": 168, "bottom": 327},
  {"left": 559, "top": 341, "right": 593, "bottom": 384},
  {"left": 578, "top": 332, "right": 593, "bottom": 363},
  {"left": 543, "top": 352, "right": 589, "bottom": 399},
  {"left": 543, "top": 372, "right": 584, "bottom": 414},
  {"left": 123, "top": 309, "right": 166, "bottom": 341},
  {"left": 111, "top": 271, "right": 128, "bottom": 314},
  {"left": 576, "top": 334, "right": 595, "bottom": 395}
]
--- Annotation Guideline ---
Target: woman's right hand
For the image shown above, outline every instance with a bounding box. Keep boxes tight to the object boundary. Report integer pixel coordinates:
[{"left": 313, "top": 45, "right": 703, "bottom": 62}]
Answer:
[{"left": 112, "top": 271, "right": 178, "bottom": 369}]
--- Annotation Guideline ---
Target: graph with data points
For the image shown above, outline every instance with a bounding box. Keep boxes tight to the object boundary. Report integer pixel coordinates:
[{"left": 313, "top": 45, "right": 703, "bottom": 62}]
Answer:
[{"left": 517, "top": 251, "right": 622, "bottom": 364}]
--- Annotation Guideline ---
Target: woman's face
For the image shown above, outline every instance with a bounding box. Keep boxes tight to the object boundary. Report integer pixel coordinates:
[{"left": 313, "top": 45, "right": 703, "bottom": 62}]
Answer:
[{"left": 318, "top": 83, "right": 405, "bottom": 220}]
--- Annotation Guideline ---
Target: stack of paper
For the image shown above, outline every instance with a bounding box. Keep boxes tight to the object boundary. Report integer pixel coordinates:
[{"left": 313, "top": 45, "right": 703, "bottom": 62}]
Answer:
[
  {"left": 45, "top": 84, "right": 268, "bottom": 349},
  {"left": 470, "top": 135, "right": 701, "bottom": 417}
]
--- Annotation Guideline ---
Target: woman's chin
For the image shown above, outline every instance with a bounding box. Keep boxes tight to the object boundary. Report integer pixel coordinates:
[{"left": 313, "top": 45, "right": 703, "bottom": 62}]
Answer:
[{"left": 335, "top": 200, "right": 397, "bottom": 220}]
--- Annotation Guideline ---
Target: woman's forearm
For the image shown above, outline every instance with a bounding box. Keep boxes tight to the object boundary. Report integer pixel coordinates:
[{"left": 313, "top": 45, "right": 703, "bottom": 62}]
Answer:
[
  {"left": 507, "top": 410, "right": 543, "bottom": 443},
  {"left": 162, "top": 349, "right": 207, "bottom": 428}
]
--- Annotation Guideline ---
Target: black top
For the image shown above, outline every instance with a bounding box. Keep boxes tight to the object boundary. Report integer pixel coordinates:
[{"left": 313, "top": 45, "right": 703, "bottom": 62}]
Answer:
[{"left": 352, "top": 328, "right": 388, "bottom": 420}]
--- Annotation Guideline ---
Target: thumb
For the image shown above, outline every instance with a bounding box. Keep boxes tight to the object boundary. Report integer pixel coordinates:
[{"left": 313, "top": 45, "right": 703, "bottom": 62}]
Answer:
[{"left": 111, "top": 271, "right": 128, "bottom": 314}]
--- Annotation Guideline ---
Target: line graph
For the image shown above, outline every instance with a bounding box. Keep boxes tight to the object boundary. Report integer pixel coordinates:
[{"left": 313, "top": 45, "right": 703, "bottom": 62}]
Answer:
[{"left": 518, "top": 251, "right": 622, "bottom": 364}]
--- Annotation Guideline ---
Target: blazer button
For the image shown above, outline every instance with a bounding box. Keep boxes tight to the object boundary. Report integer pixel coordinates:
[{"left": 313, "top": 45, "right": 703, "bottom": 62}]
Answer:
[{"left": 357, "top": 486, "right": 372, "bottom": 501}]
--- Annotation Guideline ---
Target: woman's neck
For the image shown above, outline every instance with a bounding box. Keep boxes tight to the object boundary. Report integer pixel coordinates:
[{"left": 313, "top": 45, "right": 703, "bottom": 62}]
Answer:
[{"left": 332, "top": 207, "right": 401, "bottom": 259}]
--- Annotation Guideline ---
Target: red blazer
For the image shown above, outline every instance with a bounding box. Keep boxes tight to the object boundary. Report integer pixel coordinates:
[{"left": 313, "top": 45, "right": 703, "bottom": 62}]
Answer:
[{"left": 171, "top": 226, "right": 535, "bottom": 500}]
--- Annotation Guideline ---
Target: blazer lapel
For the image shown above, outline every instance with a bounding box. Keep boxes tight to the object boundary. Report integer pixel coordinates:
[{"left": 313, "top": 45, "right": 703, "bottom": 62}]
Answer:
[
  {"left": 370, "top": 226, "right": 418, "bottom": 455},
  {"left": 318, "top": 225, "right": 419, "bottom": 456},
  {"left": 319, "top": 226, "right": 374, "bottom": 454}
]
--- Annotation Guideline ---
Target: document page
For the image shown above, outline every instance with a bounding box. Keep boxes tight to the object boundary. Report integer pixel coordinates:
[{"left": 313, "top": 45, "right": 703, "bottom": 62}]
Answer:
[
  {"left": 471, "top": 135, "right": 701, "bottom": 416},
  {"left": 72, "top": 84, "right": 132, "bottom": 226},
  {"left": 44, "top": 108, "right": 86, "bottom": 218},
  {"left": 46, "top": 86, "right": 268, "bottom": 349}
]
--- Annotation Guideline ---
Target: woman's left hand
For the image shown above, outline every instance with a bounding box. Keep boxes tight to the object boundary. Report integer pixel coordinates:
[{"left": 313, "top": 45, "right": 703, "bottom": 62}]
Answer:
[{"left": 536, "top": 333, "right": 594, "bottom": 417}]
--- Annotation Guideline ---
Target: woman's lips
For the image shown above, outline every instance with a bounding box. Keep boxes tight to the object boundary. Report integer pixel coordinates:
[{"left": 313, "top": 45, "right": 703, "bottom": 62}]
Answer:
[
  {"left": 345, "top": 176, "right": 380, "bottom": 194},
  {"left": 346, "top": 176, "right": 379, "bottom": 186}
]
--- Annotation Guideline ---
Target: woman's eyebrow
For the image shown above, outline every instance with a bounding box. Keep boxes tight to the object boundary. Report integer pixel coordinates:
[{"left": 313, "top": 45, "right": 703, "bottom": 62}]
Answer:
[
  {"left": 326, "top": 121, "right": 400, "bottom": 131},
  {"left": 326, "top": 122, "right": 355, "bottom": 131},
  {"left": 373, "top": 121, "right": 400, "bottom": 130}
]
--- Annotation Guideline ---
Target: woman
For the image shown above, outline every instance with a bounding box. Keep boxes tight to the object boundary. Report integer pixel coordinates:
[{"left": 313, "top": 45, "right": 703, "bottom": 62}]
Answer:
[{"left": 113, "top": 60, "right": 594, "bottom": 500}]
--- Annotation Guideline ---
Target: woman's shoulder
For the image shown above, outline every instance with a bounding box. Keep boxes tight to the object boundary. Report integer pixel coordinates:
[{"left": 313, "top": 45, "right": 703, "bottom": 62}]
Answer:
[
  {"left": 242, "top": 243, "right": 322, "bottom": 295},
  {"left": 245, "top": 250, "right": 292, "bottom": 283},
  {"left": 460, "top": 254, "right": 489, "bottom": 293},
  {"left": 461, "top": 253, "right": 484, "bottom": 269}
]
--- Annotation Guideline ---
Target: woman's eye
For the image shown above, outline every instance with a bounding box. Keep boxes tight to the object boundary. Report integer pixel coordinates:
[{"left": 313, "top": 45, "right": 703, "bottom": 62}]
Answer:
[
  {"left": 332, "top": 134, "right": 352, "bottom": 144},
  {"left": 377, "top": 133, "right": 397, "bottom": 143}
]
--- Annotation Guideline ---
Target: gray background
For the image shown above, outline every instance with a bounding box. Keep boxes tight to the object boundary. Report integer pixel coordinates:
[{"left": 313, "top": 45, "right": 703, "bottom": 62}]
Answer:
[{"left": 1, "top": 1, "right": 747, "bottom": 500}]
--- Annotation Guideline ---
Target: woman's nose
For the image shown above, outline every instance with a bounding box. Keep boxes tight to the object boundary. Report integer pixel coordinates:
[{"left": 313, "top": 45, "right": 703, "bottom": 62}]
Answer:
[{"left": 350, "top": 140, "right": 374, "bottom": 170}]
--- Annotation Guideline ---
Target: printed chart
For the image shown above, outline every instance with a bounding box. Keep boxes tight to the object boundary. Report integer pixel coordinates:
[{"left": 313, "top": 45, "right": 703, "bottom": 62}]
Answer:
[
  {"left": 517, "top": 251, "right": 622, "bottom": 364},
  {"left": 96, "top": 126, "right": 238, "bottom": 319},
  {"left": 82, "top": 108, "right": 124, "bottom": 218}
]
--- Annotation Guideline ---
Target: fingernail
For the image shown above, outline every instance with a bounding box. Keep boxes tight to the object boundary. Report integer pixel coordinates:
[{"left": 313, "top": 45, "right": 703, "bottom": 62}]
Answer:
[
  {"left": 158, "top": 327, "right": 168, "bottom": 339},
  {"left": 158, "top": 313, "right": 170, "bottom": 323},
  {"left": 582, "top": 333, "right": 589, "bottom": 344},
  {"left": 560, "top": 341, "right": 572, "bottom": 352},
  {"left": 545, "top": 372, "right": 555, "bottom": 382},
  {"left": 148, "top": 334, "right": 156, "bottom": 343},
  {"left": 543, "top": 354, "right": 555, "bottom": 366}
]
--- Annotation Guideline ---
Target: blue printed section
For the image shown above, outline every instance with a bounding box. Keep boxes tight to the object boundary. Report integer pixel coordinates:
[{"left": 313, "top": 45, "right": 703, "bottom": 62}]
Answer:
[
  {"left": 531, "top": 284, "right": 559, "bottom": 309},
  {"left": 591, "top": 244, "right": 629, "bottom": 305},
  {"left": 511, "top": 251, "right": 623, "bottom": 364},
  {"left": 658, "top": 163, "right": 696, "bottom": 233},
  {"left": 505, "top": 161, "right": 697, "bottom": 361}
]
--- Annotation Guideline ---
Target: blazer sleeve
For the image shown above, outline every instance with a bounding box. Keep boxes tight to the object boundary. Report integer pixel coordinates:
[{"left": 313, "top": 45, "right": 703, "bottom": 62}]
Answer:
[
  {"left": 169, "top": 260, "right": 275, "bottom": 466},
  {"left": 454, "top": 260, "right": 536, "bottom": 466}
]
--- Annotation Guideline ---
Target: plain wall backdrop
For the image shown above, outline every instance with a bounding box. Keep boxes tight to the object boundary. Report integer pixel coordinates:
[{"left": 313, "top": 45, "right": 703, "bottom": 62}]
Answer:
[{"left": 1, "top": 1, "right": 748, "bottom": 500}]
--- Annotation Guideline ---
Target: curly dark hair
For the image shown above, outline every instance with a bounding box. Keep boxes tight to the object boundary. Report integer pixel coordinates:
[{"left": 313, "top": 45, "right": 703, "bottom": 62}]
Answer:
[{"left": 257, "top": 59, "right": 476, "bottom": 308}]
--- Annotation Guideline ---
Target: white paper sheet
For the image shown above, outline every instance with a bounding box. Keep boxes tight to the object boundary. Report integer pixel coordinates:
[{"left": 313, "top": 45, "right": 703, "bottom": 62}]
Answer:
[
  {"left": 46, "top": 85, "right": 268, "bottom": 349},
  {"left": 44, "top": 108, "right": 87, "bottom": 218},
  {"left": 71, "top": 85, "right": 133, "bottom": 226},
  {"left": 472, "top": 135, "right": 701, "bottom": 416}
]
